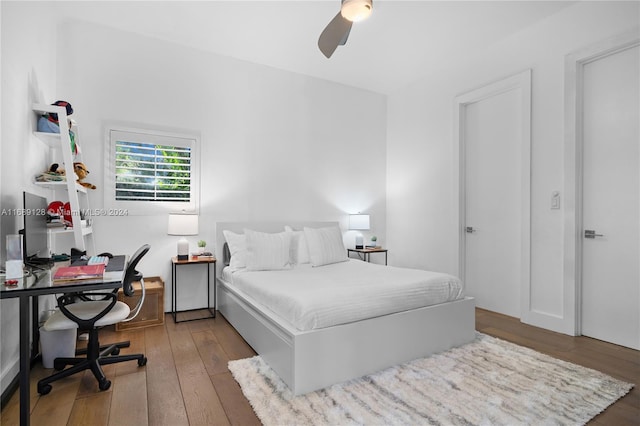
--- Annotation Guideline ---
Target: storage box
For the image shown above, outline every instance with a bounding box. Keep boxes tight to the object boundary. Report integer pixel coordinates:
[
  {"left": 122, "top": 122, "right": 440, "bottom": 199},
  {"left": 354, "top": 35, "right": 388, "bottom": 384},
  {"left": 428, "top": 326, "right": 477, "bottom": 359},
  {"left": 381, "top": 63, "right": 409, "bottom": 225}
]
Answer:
[{"left": 116, "top": 276, "right": 164, "bottom": 331}]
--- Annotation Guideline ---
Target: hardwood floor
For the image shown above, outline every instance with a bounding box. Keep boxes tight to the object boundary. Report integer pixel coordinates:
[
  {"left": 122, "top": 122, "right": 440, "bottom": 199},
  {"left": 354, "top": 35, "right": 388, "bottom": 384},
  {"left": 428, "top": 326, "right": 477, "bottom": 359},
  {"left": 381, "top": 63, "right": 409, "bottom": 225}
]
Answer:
[
  {"left": 476, "top": 308, "right": 639, "bottom": 426},
  {"left": 1, "top": 308, "right": 638, "bottom": 425}
]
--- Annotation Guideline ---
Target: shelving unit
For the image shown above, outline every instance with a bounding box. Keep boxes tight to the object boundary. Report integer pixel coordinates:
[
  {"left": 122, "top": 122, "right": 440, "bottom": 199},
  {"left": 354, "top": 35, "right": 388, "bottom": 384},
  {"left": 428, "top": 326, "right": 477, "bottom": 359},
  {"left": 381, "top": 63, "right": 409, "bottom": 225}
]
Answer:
[{"left": 33, "top": 103, "right": 94, "bottom": 254}]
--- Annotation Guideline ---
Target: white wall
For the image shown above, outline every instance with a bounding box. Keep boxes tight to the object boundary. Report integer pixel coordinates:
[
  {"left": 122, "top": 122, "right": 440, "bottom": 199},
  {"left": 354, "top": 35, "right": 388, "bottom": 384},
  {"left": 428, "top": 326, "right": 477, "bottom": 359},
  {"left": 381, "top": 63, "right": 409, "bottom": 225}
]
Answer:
[
  {"left": 0, "top": 2, "right": 62, "bottom": 396},
  {"left": 386, "top": 1, "right": 639, "bottom": 333},
  {"left": 1, "top": 5, "right": 387, "bottom": 395},
  {"left": 54, "top": 20, "right": 387, "bottom": 313}
]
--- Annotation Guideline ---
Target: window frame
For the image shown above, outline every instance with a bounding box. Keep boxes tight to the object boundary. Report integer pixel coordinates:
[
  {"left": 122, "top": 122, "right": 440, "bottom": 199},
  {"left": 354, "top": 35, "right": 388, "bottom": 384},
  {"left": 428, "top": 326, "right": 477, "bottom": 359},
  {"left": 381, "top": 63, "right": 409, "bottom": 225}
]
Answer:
[{"left": 104, "top": 125, "right": 200, "bottom": 215}]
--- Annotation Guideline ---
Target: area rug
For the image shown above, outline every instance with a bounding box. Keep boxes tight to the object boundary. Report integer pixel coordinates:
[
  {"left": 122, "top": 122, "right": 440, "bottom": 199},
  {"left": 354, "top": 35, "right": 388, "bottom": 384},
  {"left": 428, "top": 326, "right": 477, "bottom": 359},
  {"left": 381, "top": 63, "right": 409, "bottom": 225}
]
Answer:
[{"left": 228, "top": 333, "right": 633, "bottom": 425}]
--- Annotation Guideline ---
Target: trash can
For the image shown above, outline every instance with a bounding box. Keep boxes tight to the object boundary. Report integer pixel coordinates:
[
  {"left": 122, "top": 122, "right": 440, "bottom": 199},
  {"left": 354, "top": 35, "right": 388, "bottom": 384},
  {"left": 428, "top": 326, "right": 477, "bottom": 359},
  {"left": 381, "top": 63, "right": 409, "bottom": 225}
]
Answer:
[{"left": 39, "top": 327, "right": 76, "bottom": 369}]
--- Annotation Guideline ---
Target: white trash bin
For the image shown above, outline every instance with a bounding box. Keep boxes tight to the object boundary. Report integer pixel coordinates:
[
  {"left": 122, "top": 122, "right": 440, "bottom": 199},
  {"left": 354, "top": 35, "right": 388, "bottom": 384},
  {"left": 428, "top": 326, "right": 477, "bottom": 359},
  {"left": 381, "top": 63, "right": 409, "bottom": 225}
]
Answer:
[{"left": 39, "top": 327, "right": 76, "bottom": 369}]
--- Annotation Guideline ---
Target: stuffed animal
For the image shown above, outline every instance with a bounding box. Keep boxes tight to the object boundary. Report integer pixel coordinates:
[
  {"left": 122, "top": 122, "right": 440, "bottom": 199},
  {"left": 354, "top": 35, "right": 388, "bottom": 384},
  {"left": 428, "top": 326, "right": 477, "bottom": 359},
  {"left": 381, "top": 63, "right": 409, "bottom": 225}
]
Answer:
[
  {"left": 74, "top": 162, "right": 96, "bottom": 190},
  {"left": 49, "top": 163, "right": 65, "bottom": 176}
]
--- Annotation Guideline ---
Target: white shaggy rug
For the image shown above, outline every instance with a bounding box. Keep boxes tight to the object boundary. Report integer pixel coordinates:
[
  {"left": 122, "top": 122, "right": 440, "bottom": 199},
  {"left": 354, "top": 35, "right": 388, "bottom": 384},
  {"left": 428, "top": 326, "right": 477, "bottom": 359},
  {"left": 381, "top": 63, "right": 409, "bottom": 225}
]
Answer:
[{"left": 228, "top": 333, "right": 633, "bottom": 425}]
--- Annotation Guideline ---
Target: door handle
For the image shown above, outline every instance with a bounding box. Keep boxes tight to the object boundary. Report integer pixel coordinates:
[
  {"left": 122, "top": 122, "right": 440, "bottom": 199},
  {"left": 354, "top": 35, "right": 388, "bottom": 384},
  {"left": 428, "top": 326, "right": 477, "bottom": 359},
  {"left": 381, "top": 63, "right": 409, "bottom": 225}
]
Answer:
[
  {"left": 584, "top": 230, "right": 604, "bottom": 239},
  {"left": 465, "top": 226, "right": 476, "bottom": 234}
]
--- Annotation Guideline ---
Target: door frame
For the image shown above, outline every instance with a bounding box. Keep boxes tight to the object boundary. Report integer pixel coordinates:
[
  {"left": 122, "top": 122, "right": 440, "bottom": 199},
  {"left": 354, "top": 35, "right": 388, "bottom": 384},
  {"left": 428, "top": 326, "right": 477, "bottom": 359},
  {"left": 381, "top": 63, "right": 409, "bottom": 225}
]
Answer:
[
  {"left": 563, "top": 31, "right": 640, "bottom": 336},
  {"left": 453, "top": 69, "right": 532, "bottom": 317}
]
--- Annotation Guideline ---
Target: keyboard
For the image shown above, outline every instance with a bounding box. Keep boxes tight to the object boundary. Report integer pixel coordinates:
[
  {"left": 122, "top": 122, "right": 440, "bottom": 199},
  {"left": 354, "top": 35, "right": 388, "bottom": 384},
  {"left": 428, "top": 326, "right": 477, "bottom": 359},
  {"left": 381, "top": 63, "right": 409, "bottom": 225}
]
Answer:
[{"left": 87, "top": 256, "right": 109, "bottom": 266}]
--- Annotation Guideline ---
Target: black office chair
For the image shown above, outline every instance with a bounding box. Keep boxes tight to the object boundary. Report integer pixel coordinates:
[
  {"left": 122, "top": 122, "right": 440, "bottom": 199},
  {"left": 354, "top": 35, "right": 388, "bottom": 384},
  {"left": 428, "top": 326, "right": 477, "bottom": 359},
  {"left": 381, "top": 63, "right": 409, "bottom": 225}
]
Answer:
[{"left": 37, "top": 245, "right": 150, "bottom": 394}]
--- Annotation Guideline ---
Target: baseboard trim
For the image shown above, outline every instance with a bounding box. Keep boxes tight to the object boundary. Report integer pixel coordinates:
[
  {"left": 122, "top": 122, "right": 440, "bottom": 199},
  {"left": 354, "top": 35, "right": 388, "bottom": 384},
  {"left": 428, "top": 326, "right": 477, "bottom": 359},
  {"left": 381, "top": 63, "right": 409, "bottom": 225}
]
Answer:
[
  {"left": 1, "top": 354, "right": 41, "bottom": 409},
  {"left": 0, "top": 373, "right": 19, "bottom": 410}
]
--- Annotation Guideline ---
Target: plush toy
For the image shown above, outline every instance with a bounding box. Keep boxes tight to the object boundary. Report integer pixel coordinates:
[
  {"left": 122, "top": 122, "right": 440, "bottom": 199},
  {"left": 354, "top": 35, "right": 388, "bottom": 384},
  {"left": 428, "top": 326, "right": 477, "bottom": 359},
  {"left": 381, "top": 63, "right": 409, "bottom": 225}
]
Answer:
[
  {"left": 49, "top": 163, "right": 65, "bottom": 176},
  {"left": 74, "top": 162, "right": 96, "bottom": 190},
  {"left": 47, "top": 201, "right": 64, "bottom": 217}
]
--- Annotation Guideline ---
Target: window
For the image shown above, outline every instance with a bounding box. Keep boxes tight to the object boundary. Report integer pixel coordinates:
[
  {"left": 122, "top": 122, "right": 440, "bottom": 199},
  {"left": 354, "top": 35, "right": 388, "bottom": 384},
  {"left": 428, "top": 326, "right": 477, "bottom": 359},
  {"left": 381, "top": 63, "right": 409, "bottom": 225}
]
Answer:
[
  {"left": 115, "top": 141, "right": 191, "bottom": 202},
  {"left": 105, "top": 127, "right": 200, "bottom": 215}
]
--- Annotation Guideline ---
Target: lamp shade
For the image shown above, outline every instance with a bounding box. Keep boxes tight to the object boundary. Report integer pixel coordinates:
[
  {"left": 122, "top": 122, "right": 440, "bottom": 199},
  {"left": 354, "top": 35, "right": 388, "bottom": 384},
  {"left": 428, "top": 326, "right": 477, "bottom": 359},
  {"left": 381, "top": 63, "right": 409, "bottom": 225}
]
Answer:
[
  {"left": 349, "top": 214, "right": 370, "bottom": 230},
  {"left": 167, "top": 214, "right": 199, "bottom": 236}
]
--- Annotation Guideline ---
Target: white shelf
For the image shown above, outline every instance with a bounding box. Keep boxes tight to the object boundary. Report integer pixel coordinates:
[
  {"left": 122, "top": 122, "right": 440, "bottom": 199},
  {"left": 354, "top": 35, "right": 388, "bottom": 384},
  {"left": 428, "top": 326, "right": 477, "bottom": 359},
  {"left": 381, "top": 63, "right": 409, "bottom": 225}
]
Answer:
[
  {"left": 32, "top": 103, "right": 60, "bottom": 115},
  {"left": 48, "top": 225, "right": 92, "bottom": 236},
  {"left": 47, "top": 227, "right": 68, "bottom": 234},
  {"left": 33, "top": 103, "right": 92, "bottom": 253},
  {"left": 33, "top": 180, "right": 87, "bottom": 194},
  {"left": 34, "top": 131, "right": 80, "bottom": 154},
  {"left": 33, "top": 131, "right": 61, "bottom": 148},
  {"left": 33, "top": 180, "right": 66, "bottom": 188}
]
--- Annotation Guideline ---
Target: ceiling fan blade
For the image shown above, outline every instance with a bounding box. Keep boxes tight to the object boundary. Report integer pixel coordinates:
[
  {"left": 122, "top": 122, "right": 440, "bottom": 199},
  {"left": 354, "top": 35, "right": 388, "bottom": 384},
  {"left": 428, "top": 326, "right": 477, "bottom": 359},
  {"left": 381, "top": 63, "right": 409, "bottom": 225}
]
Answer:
[
  {"left": 318, "top": 12, "right": 353, "bottom": 58},
  {"left": 338, "top": 26, "right": 352, "bottom": 46}
]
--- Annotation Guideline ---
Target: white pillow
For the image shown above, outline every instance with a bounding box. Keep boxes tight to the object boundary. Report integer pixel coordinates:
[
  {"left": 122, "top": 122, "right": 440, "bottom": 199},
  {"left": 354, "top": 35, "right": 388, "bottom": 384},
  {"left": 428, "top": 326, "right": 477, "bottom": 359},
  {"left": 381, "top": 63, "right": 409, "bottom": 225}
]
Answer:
[
  {"left": 222, "top": 230, "right": 247, "bottom": 271},
  {"left": 284, "top": 226, "right": 310, "bottom": 265},
  {"left": 303, "top": 226, "right": 348, "bottom": 267},
  {"left": 244, "top": 229, "right": 292, "bottom": 271}
]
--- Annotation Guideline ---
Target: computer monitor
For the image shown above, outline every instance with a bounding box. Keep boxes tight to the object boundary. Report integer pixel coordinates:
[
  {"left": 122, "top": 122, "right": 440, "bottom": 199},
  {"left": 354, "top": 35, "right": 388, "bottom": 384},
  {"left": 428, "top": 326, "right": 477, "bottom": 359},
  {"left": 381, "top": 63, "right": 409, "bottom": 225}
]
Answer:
[{"left": 22, "top": 191, "right": 50, "bottom": 263}]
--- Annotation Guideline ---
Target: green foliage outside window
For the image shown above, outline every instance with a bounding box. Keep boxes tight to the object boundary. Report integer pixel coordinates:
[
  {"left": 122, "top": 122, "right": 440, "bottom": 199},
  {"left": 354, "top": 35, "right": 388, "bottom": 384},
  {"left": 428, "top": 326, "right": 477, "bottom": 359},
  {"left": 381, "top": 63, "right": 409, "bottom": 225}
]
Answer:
[{"left": 115, "top": 141, "right": 191, "bottom": 202}]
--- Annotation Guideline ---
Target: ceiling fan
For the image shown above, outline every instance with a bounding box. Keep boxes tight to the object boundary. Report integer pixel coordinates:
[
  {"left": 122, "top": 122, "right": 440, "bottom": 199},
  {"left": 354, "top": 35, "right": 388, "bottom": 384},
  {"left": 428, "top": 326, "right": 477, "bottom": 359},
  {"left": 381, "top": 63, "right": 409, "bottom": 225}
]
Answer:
[{"left": 318, "top": 0, "right": 373, "bottom": 58}]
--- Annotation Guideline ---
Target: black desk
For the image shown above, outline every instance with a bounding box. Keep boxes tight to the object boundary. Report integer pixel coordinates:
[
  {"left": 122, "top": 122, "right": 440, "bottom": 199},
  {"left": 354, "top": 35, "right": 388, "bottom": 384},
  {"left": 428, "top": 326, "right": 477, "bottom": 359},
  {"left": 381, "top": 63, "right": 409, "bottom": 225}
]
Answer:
[
  {"left": 347, "top": 247, "right": 388, "bottom": 265},
  {"left": 171, "top": 256, "right": 216, "bottom": 323},
  {"left": 0, "top": 265, "right": 126, "bottom": 426}
]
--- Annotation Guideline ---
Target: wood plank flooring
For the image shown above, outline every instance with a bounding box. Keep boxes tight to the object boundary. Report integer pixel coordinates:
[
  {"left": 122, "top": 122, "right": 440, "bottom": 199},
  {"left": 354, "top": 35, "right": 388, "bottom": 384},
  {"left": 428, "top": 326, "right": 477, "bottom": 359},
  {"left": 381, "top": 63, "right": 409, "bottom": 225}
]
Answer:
[{"left": 1, "top": 308, "right": 638, "bottom": 425}]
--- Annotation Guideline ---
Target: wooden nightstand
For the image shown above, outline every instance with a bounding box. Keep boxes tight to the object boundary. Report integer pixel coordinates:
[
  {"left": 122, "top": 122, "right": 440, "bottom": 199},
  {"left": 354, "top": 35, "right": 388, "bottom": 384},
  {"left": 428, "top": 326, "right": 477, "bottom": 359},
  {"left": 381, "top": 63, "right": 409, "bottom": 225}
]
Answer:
[
  {"left": 347, "top": 247, "right": 388, "bottom": 265},
  {"left": 171, "top": 256, "right": 216, "bottom": 323}
]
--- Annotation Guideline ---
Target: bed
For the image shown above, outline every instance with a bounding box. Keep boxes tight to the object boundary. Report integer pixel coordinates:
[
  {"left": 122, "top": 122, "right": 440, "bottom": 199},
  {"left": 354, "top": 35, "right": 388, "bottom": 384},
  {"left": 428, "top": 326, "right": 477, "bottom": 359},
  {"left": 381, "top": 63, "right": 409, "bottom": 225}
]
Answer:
[{"left": 216, "top": 221, "right": 475, "bottom": 396}]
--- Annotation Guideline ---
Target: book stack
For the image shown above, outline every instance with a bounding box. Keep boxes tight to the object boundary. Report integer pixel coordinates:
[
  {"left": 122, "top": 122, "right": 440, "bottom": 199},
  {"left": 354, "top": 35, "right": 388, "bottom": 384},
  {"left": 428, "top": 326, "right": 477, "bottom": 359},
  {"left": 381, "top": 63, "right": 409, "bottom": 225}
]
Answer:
[
  {"left": 46, "top": 213, "right": 65, "bottom": 228},
  {"left": 53, "top": 264, "right": 105, "bottom": 283},
  {"left": 191, "top": 251, "right": 214, "bottom": 259}
]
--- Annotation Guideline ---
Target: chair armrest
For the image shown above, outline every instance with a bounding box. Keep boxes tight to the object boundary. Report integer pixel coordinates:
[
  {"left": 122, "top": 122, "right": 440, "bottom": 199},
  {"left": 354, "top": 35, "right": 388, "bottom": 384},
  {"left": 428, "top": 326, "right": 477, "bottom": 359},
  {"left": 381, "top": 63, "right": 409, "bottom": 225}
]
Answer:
[
  {"left": 121, "top": 277, "right": 146, "bottom": 322},
  {"left": 57, "top": 292, "right": 118, "bottom": 330}
]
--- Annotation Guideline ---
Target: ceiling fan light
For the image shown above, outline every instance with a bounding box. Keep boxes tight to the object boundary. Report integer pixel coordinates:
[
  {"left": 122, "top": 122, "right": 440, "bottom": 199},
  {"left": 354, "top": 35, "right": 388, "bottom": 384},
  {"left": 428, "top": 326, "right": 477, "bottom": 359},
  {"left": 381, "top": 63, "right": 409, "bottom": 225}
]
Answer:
[{"left": 341, "top": 0, "right": 373, "bottom": 22}]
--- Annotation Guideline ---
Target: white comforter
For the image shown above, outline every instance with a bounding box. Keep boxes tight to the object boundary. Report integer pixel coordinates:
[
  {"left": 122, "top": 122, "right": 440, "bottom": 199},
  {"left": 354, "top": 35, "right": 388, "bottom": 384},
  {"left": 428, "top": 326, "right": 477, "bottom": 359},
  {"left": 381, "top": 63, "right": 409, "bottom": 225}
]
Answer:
[{"left": 222, "top": 260, "right": 464, "bottom": 331}]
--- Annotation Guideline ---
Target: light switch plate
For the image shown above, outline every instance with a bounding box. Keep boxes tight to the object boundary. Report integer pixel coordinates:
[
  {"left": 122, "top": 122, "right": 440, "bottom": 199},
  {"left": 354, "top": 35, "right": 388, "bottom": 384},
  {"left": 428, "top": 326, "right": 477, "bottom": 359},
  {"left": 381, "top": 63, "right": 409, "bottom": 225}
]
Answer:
[{"left": 551, "top": 191, "right": 560, "bottom": 209}]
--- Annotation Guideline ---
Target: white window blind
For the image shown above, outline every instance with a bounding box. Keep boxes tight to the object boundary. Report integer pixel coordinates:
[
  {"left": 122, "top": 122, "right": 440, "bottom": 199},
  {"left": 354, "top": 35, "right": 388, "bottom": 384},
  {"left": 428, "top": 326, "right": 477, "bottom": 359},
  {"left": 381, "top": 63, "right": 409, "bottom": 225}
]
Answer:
[
  {"left": 115, "top": 141, "right": 191, "bottom": 202},
  {"left": 106, "top": 127, "right": 200, "bottom": 215}
]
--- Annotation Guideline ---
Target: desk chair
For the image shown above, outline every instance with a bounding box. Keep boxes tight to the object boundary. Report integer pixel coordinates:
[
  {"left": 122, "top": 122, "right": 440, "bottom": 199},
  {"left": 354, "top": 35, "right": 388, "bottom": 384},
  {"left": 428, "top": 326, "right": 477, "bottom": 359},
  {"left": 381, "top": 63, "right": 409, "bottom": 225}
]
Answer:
[{"left": 37, "top": 245, "right": 150, "bottom": 394}]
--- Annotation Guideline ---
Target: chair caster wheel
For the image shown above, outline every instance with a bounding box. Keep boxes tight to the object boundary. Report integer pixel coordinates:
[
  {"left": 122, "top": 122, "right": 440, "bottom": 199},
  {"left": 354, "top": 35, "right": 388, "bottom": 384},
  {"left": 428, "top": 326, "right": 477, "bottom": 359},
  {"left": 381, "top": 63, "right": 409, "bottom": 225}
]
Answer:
[
  {"left": 38, "top": 384, "right": 52, "bottom": 395},
  {"left": 138, "top": 357, "right": 147, "bottom": 366},
  {"left": 53, "top": 360, "right": 66, "bottom": 371},
  {"left": 111, "top": 347, "right": 120, "bottom": 355},
  {"left": 99, "top": 378, "right": 111, "bottom": 391}
]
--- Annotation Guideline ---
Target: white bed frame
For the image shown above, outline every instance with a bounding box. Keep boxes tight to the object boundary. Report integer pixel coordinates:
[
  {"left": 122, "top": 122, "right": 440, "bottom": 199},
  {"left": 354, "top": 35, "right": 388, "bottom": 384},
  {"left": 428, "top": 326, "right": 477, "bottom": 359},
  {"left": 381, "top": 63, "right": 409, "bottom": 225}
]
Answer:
[{"left": 216, "top": 221, "right": 476, "bottom": 396}]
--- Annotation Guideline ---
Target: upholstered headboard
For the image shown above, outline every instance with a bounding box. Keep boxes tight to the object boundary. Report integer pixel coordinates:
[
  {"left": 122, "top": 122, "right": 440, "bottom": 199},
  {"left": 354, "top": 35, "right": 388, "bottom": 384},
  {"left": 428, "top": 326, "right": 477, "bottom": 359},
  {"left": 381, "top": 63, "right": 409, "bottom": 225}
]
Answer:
[{"left": 215, "top": 221, "right": 339, "bottom": 267}]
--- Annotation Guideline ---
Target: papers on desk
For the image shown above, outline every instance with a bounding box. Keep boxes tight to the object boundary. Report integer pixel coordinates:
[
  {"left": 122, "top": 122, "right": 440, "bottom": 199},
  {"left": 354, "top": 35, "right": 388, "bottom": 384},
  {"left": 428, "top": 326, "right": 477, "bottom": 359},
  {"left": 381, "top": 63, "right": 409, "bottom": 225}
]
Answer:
[{"left": 53, "top": 264, "right": 105, "bottom": 283}]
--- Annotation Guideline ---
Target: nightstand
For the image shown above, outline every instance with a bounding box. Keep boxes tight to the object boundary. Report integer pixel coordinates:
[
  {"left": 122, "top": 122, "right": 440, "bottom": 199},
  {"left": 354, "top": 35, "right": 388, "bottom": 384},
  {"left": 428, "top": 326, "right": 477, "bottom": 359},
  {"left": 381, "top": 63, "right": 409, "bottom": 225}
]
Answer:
[
  {"left": 171, "top": 256, "right": 216, "bottom": 323},
  {"left": 347, "top": 247, "right": 388, "bottom": 265}
]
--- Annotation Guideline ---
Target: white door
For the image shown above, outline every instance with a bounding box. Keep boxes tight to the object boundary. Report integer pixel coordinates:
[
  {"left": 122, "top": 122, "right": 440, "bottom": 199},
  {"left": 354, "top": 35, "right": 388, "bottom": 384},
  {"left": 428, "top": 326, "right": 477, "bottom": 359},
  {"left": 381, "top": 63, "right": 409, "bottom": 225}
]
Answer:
[
  {"left": 581, "top": 44, "right": 639, "bottom": 349},
  {"left": 458, "top": 71, "right": 531, "bottom": 318}
]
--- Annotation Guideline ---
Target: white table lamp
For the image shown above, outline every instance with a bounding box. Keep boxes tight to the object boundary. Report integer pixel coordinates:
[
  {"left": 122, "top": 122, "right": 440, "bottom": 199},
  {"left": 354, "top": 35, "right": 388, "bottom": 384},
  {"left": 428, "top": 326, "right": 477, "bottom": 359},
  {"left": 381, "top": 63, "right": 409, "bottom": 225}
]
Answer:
[
  {"left": 349, "top": 214, "right": 370, "bottom": 249},
  {"left": 168, "top": 214, "right": 198, "bottom": 260}
]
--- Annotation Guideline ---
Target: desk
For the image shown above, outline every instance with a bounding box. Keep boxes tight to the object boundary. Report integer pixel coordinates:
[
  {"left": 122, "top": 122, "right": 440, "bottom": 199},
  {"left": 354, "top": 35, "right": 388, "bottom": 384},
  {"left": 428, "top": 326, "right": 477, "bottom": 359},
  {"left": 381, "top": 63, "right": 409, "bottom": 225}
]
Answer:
[
  {"left": 171, "top": 256, "right": 216, "bottom": 323},
  {"left": 0, "top": 265, "right": 126, "bottom": 426}
]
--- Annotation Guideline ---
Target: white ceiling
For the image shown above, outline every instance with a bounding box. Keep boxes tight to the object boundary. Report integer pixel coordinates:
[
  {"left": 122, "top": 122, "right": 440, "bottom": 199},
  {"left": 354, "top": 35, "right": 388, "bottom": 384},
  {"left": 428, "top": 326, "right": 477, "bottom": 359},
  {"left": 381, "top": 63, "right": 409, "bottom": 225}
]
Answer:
[{"left": 47, "top": 1, "right": 576, "bottom": 94}]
